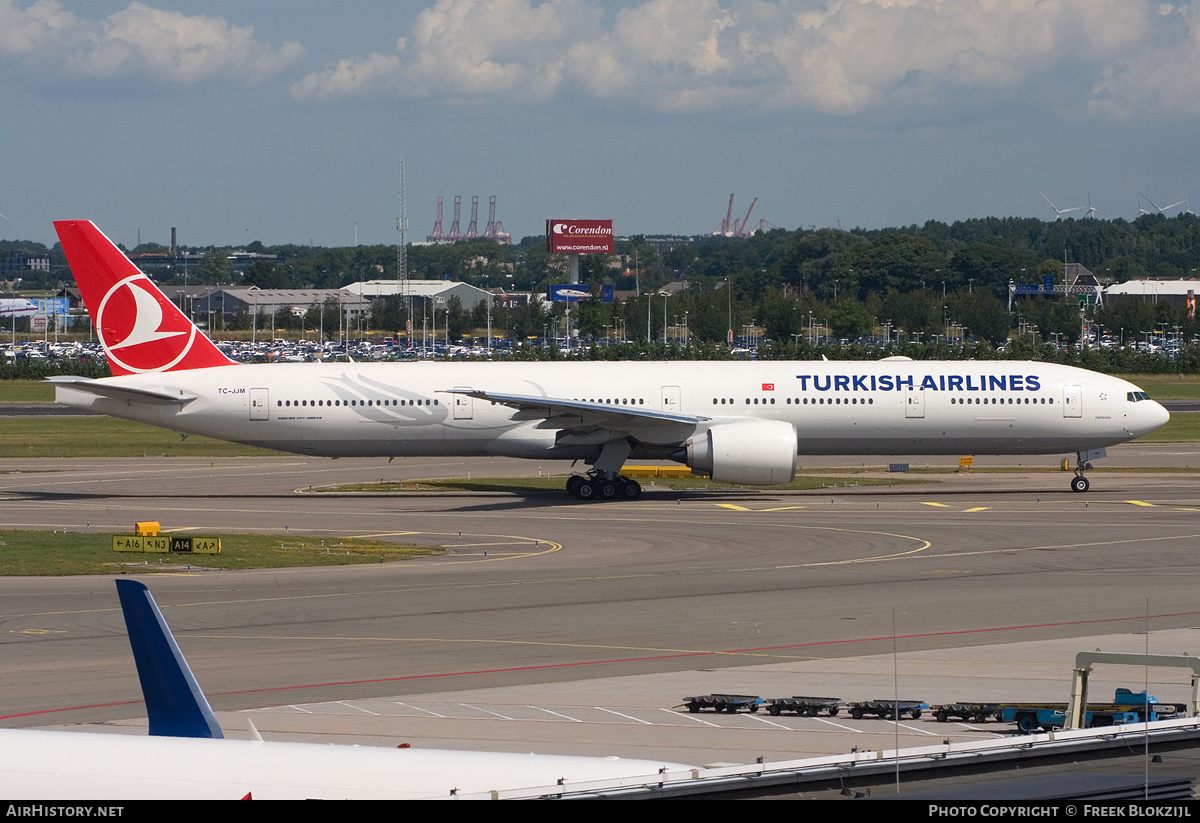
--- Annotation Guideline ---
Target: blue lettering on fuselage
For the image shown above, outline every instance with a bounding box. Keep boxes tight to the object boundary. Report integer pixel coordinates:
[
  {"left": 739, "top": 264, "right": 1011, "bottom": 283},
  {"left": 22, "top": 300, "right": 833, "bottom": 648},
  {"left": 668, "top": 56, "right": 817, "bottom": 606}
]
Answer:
[{"left": 794, "top": 373, "right": 1043, "bottom": 391}]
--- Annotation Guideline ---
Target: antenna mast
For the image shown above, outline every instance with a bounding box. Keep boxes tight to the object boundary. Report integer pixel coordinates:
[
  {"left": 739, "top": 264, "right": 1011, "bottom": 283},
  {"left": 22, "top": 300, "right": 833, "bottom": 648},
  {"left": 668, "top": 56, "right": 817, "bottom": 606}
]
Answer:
[{"left": 397, "top": 157, "right": 411, "bottom": 347}]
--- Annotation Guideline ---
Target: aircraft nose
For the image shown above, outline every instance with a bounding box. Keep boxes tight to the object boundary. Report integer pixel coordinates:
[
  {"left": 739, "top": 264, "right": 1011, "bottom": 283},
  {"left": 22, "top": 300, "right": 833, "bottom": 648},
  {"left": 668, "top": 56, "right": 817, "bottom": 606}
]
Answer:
[
  {"left": 1130, "top": 400, "right": 1170, "bottom": 437},
  {"left": 1151, "top": 400, "right": 1170, "bottom": 430}
]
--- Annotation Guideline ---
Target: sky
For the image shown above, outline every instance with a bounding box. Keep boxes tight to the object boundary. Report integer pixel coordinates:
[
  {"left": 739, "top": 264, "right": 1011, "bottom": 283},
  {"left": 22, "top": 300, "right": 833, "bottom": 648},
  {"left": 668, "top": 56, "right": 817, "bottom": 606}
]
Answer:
[{"left": 2, "top": 0, "right": 1199, "bottom": 251}]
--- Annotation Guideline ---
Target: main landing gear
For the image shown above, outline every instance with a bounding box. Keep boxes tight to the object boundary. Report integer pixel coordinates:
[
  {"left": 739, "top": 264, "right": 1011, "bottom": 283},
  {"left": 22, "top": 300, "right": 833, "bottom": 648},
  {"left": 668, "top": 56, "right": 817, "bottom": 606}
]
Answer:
[{"left": 565, "top": 472, "right": 642, "bottom": 501}]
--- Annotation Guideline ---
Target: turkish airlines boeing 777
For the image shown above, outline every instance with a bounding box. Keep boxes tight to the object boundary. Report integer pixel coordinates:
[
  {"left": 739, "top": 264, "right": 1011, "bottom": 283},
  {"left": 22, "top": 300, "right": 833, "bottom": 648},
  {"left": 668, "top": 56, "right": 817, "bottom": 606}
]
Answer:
[{"left": 52, "top": 220, "right": 1168, "bottom": 497}]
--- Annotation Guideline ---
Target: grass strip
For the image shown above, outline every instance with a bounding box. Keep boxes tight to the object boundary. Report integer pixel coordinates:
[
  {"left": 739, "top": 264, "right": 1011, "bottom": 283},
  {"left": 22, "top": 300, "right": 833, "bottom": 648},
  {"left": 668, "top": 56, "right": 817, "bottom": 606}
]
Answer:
[
  {"left": 0, "top": 417, "right": 283, "bottom": 458},
  {"left": 0, "top": 530, "right": 444, "bottom": 575}
]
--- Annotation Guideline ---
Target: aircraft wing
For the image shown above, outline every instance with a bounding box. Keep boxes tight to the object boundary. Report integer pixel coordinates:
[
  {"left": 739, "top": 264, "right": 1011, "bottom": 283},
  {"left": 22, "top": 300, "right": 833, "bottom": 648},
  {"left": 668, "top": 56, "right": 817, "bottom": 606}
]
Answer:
[
  {"left": 442, "top": 388, "right": 709, "bottom": 429},
  {"left": 47, "top": 376, "right": 197, "bottom": 406}
]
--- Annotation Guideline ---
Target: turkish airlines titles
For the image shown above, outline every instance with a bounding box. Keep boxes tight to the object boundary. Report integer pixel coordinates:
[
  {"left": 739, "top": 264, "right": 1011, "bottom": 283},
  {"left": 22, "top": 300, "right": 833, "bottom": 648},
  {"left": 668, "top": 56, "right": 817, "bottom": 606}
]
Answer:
[{"left": 794, "top": 373, "right": 1044, "bottom": 393}]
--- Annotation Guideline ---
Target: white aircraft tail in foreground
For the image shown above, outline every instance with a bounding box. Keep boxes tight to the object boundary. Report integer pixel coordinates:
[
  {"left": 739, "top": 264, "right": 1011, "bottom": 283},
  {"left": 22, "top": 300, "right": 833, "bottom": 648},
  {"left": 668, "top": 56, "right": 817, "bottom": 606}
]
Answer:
[
  {"left": 52, "top": 220, "right": 1169, "bottom": 495},
  {"left": 0, "top": 297, "right": 38, "bottom": 318},
  {"left": 0, "top": 580, "right": 692, "bottom": 799}
]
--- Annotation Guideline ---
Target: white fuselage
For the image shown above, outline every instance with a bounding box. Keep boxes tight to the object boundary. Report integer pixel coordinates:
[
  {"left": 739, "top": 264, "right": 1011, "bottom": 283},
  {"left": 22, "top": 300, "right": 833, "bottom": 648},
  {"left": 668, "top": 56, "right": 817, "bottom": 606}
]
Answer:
[
  {"left": 56, "top": 360, "right": 1169, "bottom": 463},
  {"left": 0, "top": 728, "right": 690, "bottom": 800}
]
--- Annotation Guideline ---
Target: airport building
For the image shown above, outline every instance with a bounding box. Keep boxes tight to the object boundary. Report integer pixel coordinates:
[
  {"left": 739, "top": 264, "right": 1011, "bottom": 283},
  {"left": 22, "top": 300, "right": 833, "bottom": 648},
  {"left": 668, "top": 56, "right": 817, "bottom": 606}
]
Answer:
[{"left": 343, "top": 279, "right": 493, "bottom": 313}]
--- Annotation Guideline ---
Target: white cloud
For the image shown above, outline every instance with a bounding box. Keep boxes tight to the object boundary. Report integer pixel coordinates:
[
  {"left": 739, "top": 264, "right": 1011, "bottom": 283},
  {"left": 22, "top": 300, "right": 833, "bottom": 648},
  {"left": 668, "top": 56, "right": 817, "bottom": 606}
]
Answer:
[
  {"left": 291, "top": 0, "right": 1196, "bottom": 117},
  {"left": 1088, "top": 4, "right": 1200, "bottom": 117},
  {"left": 0, "top": 1, "right": 303, "bottom": 85},
  {"left": 293, "top": 0, "right": 601, "bottom": 100}
]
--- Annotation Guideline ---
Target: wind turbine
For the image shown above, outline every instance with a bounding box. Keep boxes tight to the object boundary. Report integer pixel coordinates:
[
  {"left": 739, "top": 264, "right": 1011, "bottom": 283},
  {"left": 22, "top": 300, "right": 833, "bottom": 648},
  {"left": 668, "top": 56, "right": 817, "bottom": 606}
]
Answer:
[
  {"left": 1040, "top": 192, "right": 1085, "bottom": 220},
  {"left": 1139, "top": 193, "right": 1187, "bottom": 216},
  {"left": 1082, "top": 193, "right": 1099, "bottom": 219}
]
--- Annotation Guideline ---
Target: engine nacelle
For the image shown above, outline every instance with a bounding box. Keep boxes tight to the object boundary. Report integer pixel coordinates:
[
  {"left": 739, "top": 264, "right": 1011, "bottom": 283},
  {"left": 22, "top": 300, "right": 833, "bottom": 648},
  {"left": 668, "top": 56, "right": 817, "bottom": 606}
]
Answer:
[{"left": 684, "top": 419, "right": 798, "bottom": 486}]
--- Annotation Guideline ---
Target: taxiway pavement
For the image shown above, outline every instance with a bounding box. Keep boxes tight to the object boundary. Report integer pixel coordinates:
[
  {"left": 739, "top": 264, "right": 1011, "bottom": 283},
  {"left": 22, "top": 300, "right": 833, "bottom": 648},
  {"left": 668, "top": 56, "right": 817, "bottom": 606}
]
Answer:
[{"left": 2, "top": 447, "right": 1199, "bottom": 768}]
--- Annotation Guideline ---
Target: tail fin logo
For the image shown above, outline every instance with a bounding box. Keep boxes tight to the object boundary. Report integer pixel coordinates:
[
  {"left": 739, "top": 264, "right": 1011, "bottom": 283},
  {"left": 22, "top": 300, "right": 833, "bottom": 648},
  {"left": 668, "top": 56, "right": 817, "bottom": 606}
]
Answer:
[
  {"left": 55, "top": 220, "right": 236, "bottom": 374},
  {"left": 96, "top": 275, "right": 199, "bottom": 374}
]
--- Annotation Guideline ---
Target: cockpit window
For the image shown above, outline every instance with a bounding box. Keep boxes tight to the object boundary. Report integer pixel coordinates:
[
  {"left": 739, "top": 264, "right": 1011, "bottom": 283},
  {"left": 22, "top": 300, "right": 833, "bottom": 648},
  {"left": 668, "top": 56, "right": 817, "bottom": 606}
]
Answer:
[{"left": 1127, "top": 391, "right": 1152, "bottom": 402}]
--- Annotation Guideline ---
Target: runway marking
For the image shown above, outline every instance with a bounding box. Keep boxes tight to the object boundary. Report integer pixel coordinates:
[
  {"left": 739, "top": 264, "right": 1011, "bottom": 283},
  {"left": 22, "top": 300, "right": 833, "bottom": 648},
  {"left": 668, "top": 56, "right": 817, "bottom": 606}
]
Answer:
[
  {"left": 921, "top": 502, "right": 950, "bottom": 507},
  {"left": 961, "top": 507, "right": 991, "bottom": 512},
  {"left": 750, "top": 715, "right": 793, "bottom": 730},
  {"left": 713, "top": 504, "right": 805, "bottom": 512},
  {"left": 923, "top": 532, "right": 1200, "bottom": 562},
  {"left": 890, "top": 721, "right": 940, "bottom": 736},
  {"left": 533, "top": 706, "right": 581, "bottom": 722},
  {"left": 393, "top": 702, "right": 446, "bottom": 718},
  {"left": 596, "top": 707, "right": 653, "bottom": 724},
  {"left": 1126, "top": 500, "right": 1156, "bottom": 507},
  {"left": 461, "top": 703, "right": 513, "bottom": 720},
  {"left": 338, "top": 700, "right": 378, "bottom": 716},
  {"left": 810, "top": 716, "right": 861, "bottom": 732},
  {"left": 349, "top": 531, "right": 563, "bottom": 562},
  {"left": 677, "top": 712, "right": 722, "bottom": 728},
  {"left": 12, "top": 629, "right": 66, "bottom": 635},
  {"left": 768, "top": 529, "right": 932, "bottom": 568}
]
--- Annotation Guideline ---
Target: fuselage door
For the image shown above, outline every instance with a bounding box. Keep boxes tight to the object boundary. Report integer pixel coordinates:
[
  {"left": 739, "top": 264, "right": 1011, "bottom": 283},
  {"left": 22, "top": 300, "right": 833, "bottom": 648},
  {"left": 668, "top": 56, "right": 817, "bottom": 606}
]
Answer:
[
  {"left": 1063, "top": 385, "right": 1082, "bottom": 418},
  {"left": 905, "top": 388, "right": 925, "bottom": 419},
  {"left": 452, "top": 387, "right": 474, "bottom": 420},
  {"left": 661, "top": 385, "right": 681, "bottom": 413},
  {"left": 249, "top": 388, "right": 269, "bottom": 421}
]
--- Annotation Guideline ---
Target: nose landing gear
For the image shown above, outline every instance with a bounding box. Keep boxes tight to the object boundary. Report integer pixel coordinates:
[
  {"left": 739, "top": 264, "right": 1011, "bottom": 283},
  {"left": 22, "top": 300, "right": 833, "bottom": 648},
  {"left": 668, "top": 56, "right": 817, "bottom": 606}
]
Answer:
[{"left": 1070, "top": 448, "right": 1106, "bottom": 493}]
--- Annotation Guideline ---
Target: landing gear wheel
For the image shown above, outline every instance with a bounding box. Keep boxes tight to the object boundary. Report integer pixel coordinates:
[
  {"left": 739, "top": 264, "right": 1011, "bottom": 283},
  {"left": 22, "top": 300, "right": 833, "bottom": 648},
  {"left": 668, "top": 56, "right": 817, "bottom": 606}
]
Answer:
[
  {"left": 566, "top": 475, "right": 586, "bottom": 498},
  {"left": 576, "top": 480, "right": 596, "bottom": 500},
  {"left": 1071, "top": 475, "right": 1090, "bottom": 493},
  {"left": 619, "top": 479, "right": 642, "bottom": 500},
  {"left": 596, "top": 478, "right": 619, "bottom": 499}
]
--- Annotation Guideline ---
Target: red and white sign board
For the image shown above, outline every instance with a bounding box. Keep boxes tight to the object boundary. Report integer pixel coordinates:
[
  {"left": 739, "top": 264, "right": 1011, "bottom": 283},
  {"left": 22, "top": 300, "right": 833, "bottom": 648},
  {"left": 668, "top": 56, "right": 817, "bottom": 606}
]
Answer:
[{"left": 546, "top": 219, "right": 614, "bottom": 254}]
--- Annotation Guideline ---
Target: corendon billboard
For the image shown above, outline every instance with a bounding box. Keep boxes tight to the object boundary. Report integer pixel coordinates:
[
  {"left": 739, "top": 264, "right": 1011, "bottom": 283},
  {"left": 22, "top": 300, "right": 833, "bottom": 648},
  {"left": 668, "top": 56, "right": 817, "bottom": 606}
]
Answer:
[{"left": 546, "top": 219, "right": 614, "bottom": 254}]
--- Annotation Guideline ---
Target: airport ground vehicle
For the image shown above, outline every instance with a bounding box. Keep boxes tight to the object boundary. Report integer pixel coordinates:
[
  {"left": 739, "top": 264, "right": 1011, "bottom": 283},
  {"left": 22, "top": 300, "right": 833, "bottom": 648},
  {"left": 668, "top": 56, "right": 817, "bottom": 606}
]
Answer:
[{"left": 1000, "top": 690, "right": 1184, "bottom": 733}]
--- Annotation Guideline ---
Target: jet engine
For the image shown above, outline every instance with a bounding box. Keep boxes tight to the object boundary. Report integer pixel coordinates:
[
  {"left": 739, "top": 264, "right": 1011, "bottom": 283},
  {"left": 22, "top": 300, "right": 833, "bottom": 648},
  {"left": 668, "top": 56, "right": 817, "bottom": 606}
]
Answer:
[{"left": 681, "top": 419, "right": 798, "bottom": 486}]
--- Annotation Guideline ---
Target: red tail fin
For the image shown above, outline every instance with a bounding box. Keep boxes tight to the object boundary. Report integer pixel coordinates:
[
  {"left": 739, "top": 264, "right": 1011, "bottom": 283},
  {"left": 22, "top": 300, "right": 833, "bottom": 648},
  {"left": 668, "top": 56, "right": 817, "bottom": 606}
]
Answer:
[{"left": 55, "top": 220, "right": 237, "bottom": 375}]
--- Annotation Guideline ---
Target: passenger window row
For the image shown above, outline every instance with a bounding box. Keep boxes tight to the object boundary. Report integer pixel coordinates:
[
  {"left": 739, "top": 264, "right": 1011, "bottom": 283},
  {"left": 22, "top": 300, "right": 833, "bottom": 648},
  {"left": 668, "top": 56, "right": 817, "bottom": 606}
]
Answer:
[{"left": 276, "top": 398, "right": 437, "bottom": 408}]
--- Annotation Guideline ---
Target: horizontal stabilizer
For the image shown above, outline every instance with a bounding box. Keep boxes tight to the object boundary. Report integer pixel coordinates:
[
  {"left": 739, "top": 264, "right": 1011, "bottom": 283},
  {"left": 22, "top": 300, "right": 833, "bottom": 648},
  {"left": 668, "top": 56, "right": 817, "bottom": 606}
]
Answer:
[
  {"left": 47, "top": 376, "right": 196, "bottom": 405},
  {"left": 116, "top": 580, "right": 223, "bottom": 739}
]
